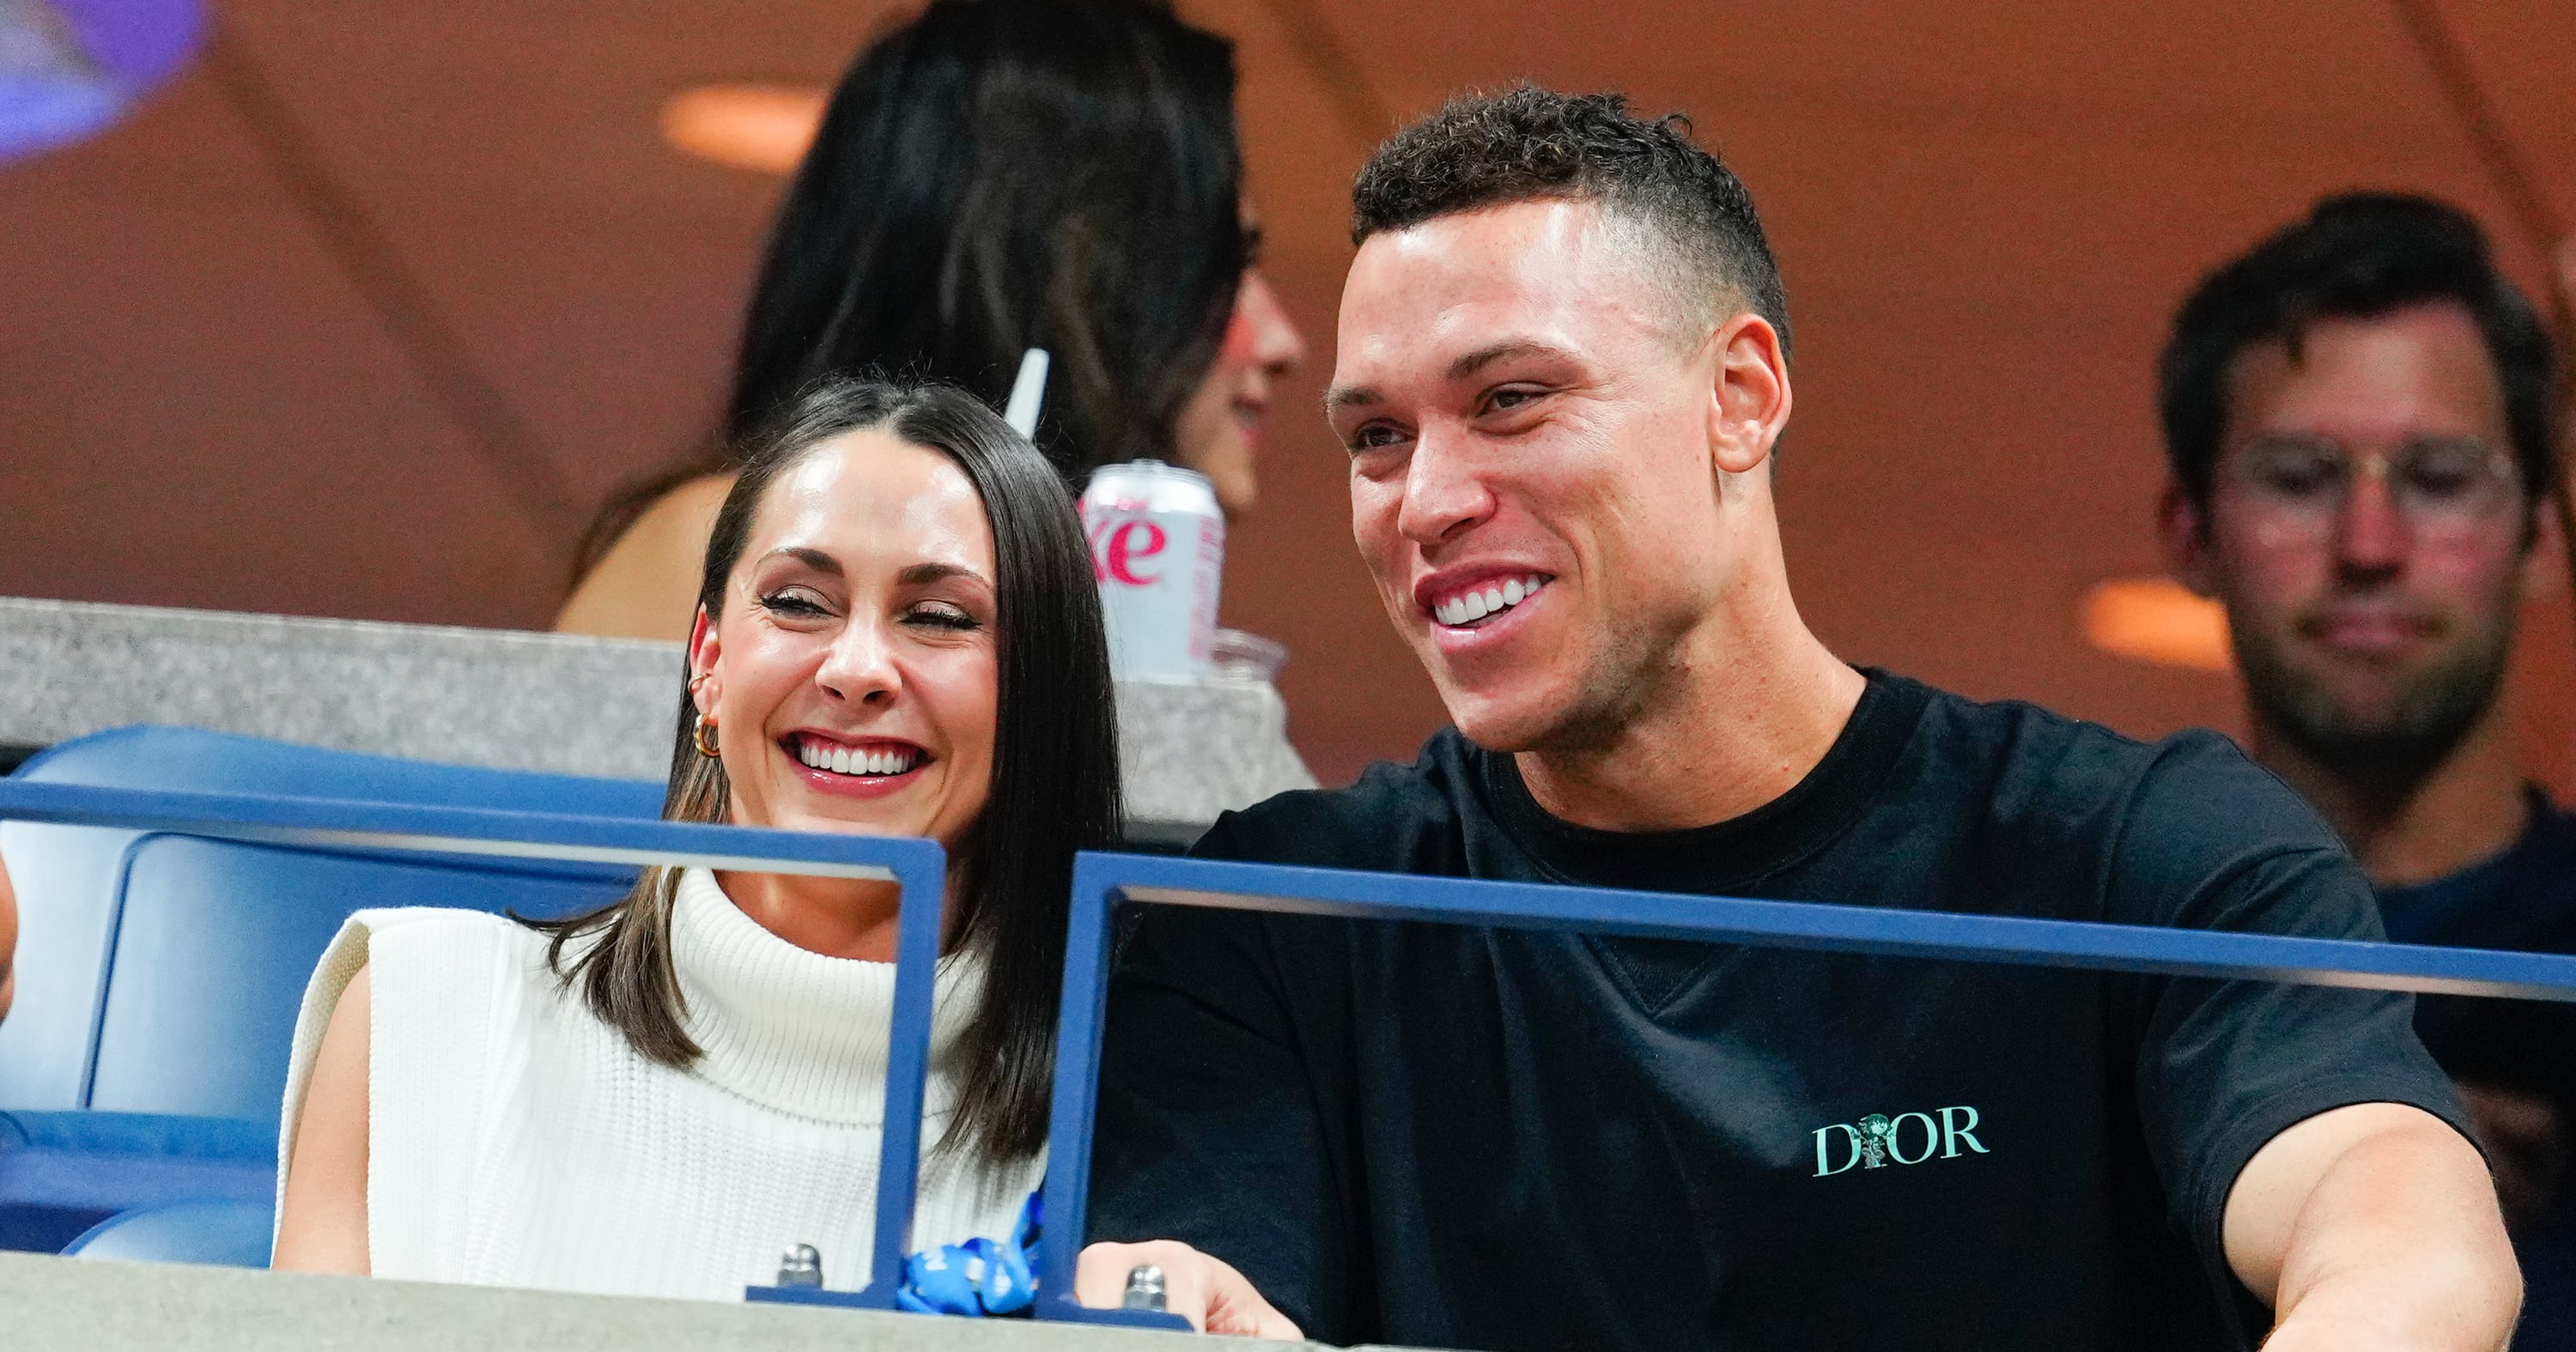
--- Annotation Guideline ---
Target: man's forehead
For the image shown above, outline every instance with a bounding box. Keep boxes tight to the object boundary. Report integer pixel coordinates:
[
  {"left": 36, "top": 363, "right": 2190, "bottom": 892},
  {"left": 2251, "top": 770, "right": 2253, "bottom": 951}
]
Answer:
[
  {"left": 1331, "top": 199, "right": 1665, "bottom": 398},
  {"left": 2225, "top": 301, "right": 2507, "bottom": 440}
]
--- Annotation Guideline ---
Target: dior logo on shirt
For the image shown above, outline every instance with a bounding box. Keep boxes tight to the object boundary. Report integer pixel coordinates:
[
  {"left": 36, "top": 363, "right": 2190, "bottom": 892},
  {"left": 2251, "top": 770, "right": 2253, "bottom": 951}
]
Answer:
[{"left": 1812, "top": 1106, "right": 1990, "bottom": 1176}]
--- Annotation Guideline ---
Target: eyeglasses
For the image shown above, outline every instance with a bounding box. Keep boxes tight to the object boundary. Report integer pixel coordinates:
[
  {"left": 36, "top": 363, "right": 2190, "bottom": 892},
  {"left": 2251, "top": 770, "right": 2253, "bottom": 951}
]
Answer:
[{"left": 2219, "top": 436, "right": 2524, "bottom": 543}]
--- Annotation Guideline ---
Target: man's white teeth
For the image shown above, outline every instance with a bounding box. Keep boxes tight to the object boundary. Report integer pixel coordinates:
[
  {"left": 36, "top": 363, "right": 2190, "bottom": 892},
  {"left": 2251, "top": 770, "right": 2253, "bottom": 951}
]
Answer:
[
  {"left": 1435, "top": 575, "right": 1547, "bottom": 627},
  {"left": 798, "top": 739, "right": 916, "bottom": 776}
]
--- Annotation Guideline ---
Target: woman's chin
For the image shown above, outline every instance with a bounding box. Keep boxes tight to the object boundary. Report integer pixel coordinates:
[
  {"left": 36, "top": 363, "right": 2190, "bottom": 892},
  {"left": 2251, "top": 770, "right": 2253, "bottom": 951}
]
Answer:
[{"left": 755, "top": 773, "right": 938, "bottom": 840}]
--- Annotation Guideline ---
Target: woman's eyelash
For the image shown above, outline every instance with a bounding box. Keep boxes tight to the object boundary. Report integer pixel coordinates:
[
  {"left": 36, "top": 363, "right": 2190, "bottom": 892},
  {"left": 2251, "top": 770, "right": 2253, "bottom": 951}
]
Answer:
[
  {"left": 759, "top": 591, "right": 827, "bottom": 616},
  {"left": 757, "top": 591, "right": 977, "bottom": 628}
]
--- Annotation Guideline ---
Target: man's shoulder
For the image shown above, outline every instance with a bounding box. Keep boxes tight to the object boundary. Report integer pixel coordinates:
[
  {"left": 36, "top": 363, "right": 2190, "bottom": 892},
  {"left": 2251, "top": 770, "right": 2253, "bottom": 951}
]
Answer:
[
  {"left": 1905, "top": 674, "right": 2214, "bottom": 773},
  {"left": 2526, "top": 792, "right": 2576, "bottom": 863},
  {"left": 1192, "top": 728, "right": 1480, "bottom": 873},
  {"left": 2487, "top": 791, "right": 2576, "bottom": 939},
  {"left": 1907, "top": 676, "right": 2279, "bottom": 797},
  {"left": 1895, "top": 675, "right": 2341, "bottom": 863}
]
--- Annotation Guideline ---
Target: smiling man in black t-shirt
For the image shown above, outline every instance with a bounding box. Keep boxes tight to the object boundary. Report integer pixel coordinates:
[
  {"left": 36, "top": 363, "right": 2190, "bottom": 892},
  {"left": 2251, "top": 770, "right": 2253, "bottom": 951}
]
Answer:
[{"left": 1066, "top": 88, "right": 2518, "bottom": 1349}]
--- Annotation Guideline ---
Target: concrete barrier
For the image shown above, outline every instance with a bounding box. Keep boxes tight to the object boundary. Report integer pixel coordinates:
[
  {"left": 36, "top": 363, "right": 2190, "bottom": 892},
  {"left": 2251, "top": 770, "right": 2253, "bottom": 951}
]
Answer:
[
  {"left": 1, "top": 1250, "right": 1312, "bottom": 1350},
  {"left": 0, "top": 597, "right": 1314, "bottom": 839}
]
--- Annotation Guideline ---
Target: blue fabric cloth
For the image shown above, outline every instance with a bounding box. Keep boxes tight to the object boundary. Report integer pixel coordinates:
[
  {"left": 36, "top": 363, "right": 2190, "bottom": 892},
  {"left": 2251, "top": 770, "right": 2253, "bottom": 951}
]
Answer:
[{"left": 896, "top": 1191, "right": 1042, "bottom": 1317}]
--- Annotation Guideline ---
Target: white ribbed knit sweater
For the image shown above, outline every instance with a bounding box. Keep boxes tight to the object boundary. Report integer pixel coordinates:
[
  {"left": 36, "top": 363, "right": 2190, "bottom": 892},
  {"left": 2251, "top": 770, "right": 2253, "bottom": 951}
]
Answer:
[{"left": 276, "top": 869, "right": 1043, "bottom": 1300}]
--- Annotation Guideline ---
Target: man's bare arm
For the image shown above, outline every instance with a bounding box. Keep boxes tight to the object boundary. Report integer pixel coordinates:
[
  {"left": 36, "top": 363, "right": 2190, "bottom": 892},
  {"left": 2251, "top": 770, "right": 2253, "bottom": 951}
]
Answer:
[{"left": 2225, "top": 1101, "right": 2518, "bottom": 1349}]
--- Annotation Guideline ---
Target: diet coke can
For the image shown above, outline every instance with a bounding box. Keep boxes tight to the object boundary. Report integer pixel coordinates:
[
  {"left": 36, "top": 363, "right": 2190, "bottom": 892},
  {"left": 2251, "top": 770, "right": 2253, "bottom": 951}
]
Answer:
[{"left": 1081, "top": 460, "right": 1224, "bottom": 681}]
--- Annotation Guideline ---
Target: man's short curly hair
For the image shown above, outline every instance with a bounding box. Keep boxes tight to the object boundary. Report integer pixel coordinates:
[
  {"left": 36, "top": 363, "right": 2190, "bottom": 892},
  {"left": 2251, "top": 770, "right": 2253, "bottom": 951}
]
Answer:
[{"left": 1352, "top": 84, "right": 1789, "bottom": 357}]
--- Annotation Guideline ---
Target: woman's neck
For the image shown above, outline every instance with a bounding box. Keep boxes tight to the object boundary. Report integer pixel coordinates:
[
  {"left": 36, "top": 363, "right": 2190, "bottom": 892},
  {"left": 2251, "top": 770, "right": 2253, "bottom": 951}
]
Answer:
[{"left": 711, "top": 870, "right": 907, "bottom": 962}]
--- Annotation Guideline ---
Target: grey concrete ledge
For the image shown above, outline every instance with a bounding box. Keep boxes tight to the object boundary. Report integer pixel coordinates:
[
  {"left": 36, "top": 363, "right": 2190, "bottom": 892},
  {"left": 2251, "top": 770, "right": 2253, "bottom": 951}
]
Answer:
[
  {"left": 0, "top": 1251, "right": 1300, "bottom": 1351},
  {"left": 0, "top": 597, "right": 1314, "bottom": 837}
]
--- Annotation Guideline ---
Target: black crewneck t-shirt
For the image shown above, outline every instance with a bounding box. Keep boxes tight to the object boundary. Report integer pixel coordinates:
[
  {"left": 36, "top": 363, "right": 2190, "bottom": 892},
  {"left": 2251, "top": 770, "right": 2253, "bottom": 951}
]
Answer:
[{"left": 1089, "top": 672, "right": 2466, "bottom": 1351}]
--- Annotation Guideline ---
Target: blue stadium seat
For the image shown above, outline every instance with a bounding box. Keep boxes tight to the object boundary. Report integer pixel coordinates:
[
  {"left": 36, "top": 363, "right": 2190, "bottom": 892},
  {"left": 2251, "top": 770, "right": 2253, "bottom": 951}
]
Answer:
[
  {"left": 0, "top": 725, "right": 662, "bottom": 1114},
  {"left": 0, "top": 725, "right": 662, "bottom": 1249},
  {"left": 62, "top": 1197, "right": 276, "bottom": 1268},
  {"left": 88, "top": 833, "right": 641, "bottom": 1120},
  {"left": 0, "top": 1110, "right": 272, "bottom": 1254}
]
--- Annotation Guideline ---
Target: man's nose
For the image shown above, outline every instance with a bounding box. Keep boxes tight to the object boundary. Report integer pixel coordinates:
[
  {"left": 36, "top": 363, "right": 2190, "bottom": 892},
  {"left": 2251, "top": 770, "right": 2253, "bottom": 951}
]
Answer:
[
  {"left": 1394, "top": 424, "right": 1496, "bottom": 547},
  {"left": 817, "top": 620, "right": 902, "bottom": 705},
  {"left": 2332, "top": 474, "right": 2408, "bottom": 578}
]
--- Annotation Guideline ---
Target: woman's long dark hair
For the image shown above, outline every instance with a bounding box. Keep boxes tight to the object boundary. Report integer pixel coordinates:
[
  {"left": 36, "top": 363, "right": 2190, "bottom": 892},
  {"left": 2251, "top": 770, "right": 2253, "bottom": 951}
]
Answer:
[
  {"left": 532, "top": 377, "right": 1121, "bottom": 1162},
  {"left": 578, "top": 0, "right": 1245, "bottom": 573}
]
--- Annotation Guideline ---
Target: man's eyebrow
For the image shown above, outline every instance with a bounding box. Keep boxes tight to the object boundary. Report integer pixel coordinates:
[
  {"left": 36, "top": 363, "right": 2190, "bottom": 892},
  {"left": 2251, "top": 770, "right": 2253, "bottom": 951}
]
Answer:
[
  {"left": 1327, "top": 339, "right": 1576, "bottom": 415},
  {"left": 1449, "top": 339, "right": 1568, "bottom": 380},
  {"left": 761, "top": 546, "right": 843, "bottom": 576},
  {"left": 1325, "top": 383, "right": 1382, "bottom": 413}
]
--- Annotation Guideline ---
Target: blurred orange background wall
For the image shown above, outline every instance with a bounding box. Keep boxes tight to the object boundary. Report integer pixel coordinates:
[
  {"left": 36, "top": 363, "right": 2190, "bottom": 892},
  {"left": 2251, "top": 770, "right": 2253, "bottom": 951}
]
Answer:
[{"left": 3, "top": 0, "right": 2571, "bottom": 788}]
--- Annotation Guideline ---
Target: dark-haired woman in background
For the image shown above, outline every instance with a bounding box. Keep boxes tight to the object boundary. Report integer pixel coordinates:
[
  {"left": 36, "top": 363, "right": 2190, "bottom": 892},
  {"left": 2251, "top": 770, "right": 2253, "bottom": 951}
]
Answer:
[
  {"left": 556, "top": 0, "right": 1304, "bottom": 641},
  {"left": 272, "top": 379, "right": 1125, "bottom": 1298}
]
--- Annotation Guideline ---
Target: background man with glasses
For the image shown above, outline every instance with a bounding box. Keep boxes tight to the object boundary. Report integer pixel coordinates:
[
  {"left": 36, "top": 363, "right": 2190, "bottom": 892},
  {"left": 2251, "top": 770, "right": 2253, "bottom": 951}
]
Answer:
[{"left": 2158, "top": 192, "right": 2575, "bottom": 1347}]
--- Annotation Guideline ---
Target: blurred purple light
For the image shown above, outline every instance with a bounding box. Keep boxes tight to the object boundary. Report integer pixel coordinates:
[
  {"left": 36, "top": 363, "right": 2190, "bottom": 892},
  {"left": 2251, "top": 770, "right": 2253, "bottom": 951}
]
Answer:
[
  {"left": 0, "top": 0, "right": 199, "bottom": 163},
  {"left": 50, "top": 0, "right": 200, "bottom": 85}
]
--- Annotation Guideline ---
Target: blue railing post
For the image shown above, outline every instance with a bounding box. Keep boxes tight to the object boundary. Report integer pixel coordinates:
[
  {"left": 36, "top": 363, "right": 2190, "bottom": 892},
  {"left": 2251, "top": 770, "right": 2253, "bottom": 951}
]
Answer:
[
  {"left": 1030, "top": 852, "right": 1186, "bottom": 1328},
  {"left": 841, "top": 838, "right": 951, "bottom": 1308}
]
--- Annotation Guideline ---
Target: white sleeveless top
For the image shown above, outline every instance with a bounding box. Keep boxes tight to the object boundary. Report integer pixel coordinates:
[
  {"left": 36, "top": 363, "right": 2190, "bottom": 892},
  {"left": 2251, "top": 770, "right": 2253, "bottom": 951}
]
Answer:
[{"left": 277, "top": 869, "right": 1044, "bottom": 1300}]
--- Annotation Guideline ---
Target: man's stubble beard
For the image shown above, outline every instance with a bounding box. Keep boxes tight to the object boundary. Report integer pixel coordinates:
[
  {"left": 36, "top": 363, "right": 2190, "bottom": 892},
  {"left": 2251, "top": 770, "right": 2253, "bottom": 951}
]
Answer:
[
  {"left": 1447, "top": 606, "right": 1697, "bottom": 758},
  {"left": 2237, "top": 600, "right": 2517, "bottom": 782}
]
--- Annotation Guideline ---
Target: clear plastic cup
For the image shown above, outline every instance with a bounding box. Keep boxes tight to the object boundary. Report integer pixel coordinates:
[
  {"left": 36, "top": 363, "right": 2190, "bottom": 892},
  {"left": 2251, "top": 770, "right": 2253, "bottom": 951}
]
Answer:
[{"left": 1208, "top": 628, "right": 1287, "bottom": 685}]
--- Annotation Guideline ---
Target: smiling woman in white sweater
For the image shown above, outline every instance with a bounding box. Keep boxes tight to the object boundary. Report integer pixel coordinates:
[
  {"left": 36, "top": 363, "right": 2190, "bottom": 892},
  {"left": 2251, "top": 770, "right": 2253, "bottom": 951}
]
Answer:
[{"left": 270, "top": 378, "right": 1121, "bottom": 1301}]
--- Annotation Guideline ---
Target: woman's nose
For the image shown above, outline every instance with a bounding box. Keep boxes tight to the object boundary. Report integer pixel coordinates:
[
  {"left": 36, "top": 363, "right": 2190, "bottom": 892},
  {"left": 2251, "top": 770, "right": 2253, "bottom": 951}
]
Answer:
[
  {"left": 1241, "top": 271, "right": 1308, "bottom": 375},
  {"left": 816, "top": 621, "right": 902, "bottom": 705}
]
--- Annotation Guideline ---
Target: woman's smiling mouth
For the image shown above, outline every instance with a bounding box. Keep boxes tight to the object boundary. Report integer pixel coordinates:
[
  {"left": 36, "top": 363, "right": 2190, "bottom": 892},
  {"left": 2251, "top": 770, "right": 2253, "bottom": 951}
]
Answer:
[{"left": 783, "top": 731, "right": 931, "bottom": 785}]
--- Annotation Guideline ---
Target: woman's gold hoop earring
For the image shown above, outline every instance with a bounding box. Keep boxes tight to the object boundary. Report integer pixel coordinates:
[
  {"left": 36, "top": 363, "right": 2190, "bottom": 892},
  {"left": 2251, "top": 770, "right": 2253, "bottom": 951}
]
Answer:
[{"left": 692, "top": 712, "right": 721, "bottom": 759}]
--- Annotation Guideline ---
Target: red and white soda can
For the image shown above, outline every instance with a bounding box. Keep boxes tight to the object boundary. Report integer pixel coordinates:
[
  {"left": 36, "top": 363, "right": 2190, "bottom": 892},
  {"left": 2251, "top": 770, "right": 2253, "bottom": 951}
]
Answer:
[{"left": 1081, "top": 459, "right": 1224, "bottom": 681}]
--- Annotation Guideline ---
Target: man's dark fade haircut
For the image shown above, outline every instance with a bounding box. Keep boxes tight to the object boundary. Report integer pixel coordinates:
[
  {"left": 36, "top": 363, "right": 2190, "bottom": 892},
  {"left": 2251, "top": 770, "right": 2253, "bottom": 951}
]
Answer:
[
  {"left": 1352, "top": 85, "right": 1790, "bottom": 361},
  {"left": 2159, "top": 191, "right": 2557, "bottom": 516}
]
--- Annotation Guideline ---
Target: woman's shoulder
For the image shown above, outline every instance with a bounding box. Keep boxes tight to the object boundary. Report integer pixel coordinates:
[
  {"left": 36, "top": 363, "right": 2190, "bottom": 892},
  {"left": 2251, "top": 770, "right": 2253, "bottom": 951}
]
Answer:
[
  {"left": 336, "top": 906, "right": 553, "bottom": 973},
  {"left": 345, "top": 904, "right": 535, "bottom": 939},
  {"left": 278, "top": 909, "right": 561, "bottom": 1190},
  {"left": 301, "top": 908, "right": 563, "bottom": 1042},
  {"left": 553, "top": 472, "right": 737, "bottom": 640},
  {"left": 346, "top": 904, "right": 545, "bottom": 944}
]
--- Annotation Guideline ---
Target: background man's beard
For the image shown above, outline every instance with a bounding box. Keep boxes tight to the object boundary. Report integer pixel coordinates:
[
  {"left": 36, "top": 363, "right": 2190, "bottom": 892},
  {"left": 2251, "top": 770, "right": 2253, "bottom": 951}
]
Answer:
[{"left": 2238, "top": 614, "right": 2514, "bottom": 781}]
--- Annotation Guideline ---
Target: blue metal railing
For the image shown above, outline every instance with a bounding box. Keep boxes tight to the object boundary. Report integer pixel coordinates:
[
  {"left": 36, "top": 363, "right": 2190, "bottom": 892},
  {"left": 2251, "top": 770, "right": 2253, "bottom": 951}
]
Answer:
[
  {"left": 1032, "top": 849, "right": 2576, "bottom": 1325},
  {"left": 0, "top": 779, "right": 945, "bottom": 1309},
  {"left": 15, "top": 779, "right": 2576, "bottom": 1329}
]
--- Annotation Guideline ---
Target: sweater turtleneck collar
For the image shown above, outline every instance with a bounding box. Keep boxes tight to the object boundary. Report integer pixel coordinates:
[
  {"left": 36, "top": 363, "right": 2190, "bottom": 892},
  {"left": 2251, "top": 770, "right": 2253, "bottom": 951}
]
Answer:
[{"left": 667, "top": 867, "right": 984, "bottom": 1127}]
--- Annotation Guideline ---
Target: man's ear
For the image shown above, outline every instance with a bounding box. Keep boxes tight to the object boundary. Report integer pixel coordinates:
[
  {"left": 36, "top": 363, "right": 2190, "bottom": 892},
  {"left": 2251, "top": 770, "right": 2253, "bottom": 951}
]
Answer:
[
  {"left": 686, "top": 606, "right": 721, "bottom": 712},
  {"left": 2158, "top": 481, "right": 2219, "bottom": 597},
  {"left": 2522, "top": 494, "right": 2569, "bottom": 603},
  {"left": 1705, "top": 312, "right": 1791, "bottom": 477}
]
